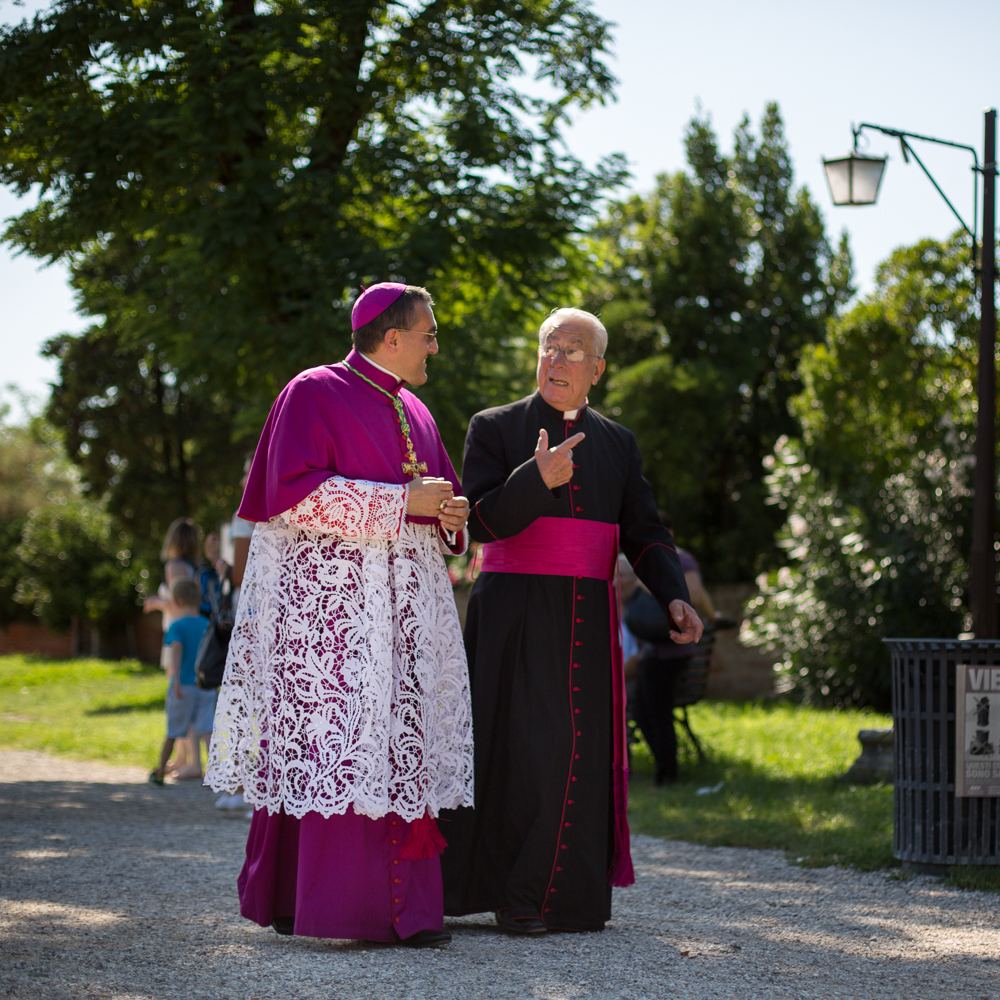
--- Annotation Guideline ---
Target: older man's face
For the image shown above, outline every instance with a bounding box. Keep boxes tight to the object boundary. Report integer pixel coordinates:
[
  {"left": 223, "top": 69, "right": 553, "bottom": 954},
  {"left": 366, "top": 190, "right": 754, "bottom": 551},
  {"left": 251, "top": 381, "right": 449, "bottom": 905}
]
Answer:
[{"left": 536, "top": 318, "right": 606, "bottom": 411}]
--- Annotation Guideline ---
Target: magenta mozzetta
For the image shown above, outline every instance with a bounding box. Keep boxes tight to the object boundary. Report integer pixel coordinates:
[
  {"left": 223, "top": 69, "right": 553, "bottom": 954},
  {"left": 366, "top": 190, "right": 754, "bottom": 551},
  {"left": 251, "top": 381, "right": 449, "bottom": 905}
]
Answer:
[{"left": 239, "top": 349, "right": 458, "bottom": 525}]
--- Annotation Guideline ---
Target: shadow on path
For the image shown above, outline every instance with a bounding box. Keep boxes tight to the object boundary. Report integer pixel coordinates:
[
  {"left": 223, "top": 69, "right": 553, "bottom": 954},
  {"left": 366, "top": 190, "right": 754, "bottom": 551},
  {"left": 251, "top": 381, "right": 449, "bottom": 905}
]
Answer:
[{"left": 0, "top": 752, "right": 997, "bottom": 1000}]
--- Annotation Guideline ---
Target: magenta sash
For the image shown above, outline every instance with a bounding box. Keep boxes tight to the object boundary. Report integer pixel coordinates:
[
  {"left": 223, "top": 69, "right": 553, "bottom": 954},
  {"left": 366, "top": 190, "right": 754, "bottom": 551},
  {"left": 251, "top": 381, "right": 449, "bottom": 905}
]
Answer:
[{"left": 480, "top": 516, "right": 635, "bottom": 888}]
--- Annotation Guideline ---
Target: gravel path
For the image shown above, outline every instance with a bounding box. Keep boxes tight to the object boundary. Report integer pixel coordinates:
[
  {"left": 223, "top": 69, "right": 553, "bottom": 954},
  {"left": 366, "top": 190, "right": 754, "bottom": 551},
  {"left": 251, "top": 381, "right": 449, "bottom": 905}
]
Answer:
[{"left": 1, "top": 750, "right": 997, "bottom": 1000}]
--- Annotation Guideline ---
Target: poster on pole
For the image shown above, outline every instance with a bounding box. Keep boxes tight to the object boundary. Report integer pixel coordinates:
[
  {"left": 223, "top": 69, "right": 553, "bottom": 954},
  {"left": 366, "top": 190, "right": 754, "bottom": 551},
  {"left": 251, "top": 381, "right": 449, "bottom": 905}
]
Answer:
[{"left": 955, "top": 664, "right": 1000, "bottom": 797}]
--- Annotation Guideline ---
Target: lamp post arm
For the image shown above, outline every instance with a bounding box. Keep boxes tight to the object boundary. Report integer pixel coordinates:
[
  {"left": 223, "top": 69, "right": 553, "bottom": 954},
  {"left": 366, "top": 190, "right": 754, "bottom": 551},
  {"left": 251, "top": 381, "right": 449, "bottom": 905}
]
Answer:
[
  {"left": 897, "top": 136, "right": 976, "bottom": 241},
  {"left": 855, "top": 122, "right": 979, "bottom": 166},
  {"left": 854, "top": 122, "right": 980, "bottom": 265}
]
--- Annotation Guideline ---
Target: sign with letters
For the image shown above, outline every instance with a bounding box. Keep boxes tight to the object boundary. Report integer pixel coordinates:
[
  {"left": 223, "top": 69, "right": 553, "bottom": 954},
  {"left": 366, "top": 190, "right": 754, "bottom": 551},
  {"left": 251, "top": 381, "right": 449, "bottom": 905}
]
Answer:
[{"left": 955, "top": 664, "right": 1000, "bottom": 797}]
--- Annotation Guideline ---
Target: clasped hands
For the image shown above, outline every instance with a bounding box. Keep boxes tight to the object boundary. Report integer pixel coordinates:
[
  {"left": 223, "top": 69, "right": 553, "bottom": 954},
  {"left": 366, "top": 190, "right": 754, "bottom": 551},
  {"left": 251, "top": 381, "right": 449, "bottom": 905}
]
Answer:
[{"left": 406, "top": 476, "right": 470, "bottom": 534}]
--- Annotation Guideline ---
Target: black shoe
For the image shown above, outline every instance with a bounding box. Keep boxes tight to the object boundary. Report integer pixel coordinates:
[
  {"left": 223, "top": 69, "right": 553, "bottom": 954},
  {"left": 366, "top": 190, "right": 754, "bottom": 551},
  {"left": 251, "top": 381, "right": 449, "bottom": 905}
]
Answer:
[
  {"left": 400, "top": 928, "right": 451, "bottom": 948},
  {"left": 495, "top": 910, "right": 547, "bottom": 935},
  {"left": 272, "top": 916, "right": 295, "bottom": 936}
]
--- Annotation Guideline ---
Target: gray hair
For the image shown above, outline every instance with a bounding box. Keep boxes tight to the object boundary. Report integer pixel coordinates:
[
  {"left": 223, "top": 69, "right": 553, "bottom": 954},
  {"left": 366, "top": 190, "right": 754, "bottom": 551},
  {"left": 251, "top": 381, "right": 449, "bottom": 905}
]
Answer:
[{"left": 538, "top": 307, "right": 608, "bottom": 358}]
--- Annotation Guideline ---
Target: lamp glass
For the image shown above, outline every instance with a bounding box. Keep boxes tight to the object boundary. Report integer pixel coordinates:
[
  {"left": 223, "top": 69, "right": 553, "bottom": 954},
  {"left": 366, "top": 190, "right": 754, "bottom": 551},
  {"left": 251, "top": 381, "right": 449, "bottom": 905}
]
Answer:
[
  {"left": 823, "top": 158, "right": 853, "bottom": 205},
  {"left": 850, "top": 156, "right": 886, "bottom": 204},
  {"left": 822, "top": 153, "right": 887, "bottom": 205}
]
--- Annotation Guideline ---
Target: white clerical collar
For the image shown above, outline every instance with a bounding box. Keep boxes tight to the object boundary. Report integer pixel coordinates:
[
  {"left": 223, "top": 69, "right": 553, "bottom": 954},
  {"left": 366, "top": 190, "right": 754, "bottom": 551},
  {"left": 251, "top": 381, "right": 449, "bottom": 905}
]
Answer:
[
  {"left": 361, "top": 354, "right": 404, "bottom": 386},
  {"left": 563, "top": 408, "right": 579, "bottom": 420}
]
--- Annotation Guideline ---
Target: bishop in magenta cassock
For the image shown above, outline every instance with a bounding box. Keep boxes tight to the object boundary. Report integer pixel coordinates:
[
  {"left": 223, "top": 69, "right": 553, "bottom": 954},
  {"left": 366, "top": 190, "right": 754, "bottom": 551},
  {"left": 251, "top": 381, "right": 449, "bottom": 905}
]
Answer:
[
  {"left": 207, "top": 284, "right": 474, "bottom": 949},
  {"left": 440, "top": 308, "right": 702, "bottom": 934}
]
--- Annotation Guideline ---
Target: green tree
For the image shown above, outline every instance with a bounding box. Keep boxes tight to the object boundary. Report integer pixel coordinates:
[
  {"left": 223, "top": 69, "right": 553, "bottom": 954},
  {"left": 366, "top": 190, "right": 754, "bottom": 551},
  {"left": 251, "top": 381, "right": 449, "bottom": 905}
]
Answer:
[
  {"left": 1, "top": 0, "right": 624, "bottom": 515},
  {"left": 743, "top": 234, "right": 977, "bottom": 710},
  {"left": 16, "top": 494, "right": 143, "bottom": 632},
  {"left": 43, "top": 323, "right": 244, "bottom": 557},
  {"left": 594, "top": 104, "right": 853, "bottom": 581},
  {"left": 0, "top": 406, "right": 79, "bottom": 624}
]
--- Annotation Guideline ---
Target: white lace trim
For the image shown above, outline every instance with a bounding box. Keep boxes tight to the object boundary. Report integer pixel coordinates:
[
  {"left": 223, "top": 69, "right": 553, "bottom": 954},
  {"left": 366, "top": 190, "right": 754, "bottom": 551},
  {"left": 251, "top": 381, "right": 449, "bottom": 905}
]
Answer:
[
  {"left": 285, "top": 475, "right": 407, "bottom": 539},
  {"left": 206, "top": 481, "right": 474, "bottom": 822}
]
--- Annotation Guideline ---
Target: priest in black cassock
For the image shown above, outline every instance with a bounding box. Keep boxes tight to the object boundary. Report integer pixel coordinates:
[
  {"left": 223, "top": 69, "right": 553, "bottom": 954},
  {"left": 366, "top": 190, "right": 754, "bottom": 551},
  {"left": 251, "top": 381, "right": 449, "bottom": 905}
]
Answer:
[{"left": 440, "top": 308, "right": 702, "bottom": 934}]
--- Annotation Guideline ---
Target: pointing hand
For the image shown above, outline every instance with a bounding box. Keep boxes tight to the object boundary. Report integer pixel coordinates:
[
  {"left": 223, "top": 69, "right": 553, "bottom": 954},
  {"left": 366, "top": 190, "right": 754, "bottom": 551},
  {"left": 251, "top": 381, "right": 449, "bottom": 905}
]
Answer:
[{"left": 535, "top": 428, "right": 586, "bottom": 490}]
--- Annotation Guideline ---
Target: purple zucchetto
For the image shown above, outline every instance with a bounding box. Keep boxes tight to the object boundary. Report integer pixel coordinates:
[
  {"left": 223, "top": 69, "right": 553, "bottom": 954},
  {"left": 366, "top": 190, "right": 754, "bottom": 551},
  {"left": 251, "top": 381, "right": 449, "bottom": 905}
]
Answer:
[{"left": 350, "top": 282, "right": 407, "bottom": 331}]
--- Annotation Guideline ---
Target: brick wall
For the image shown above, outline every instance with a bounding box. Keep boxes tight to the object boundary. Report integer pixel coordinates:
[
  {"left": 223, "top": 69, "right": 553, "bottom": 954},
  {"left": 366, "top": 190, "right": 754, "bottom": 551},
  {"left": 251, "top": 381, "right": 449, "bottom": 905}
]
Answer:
[
  {"left": 2, "top": 585, "right": 776, "bottom": 701},
  {"left": 0, "top": 613, "right": 163, "bottom": 663}
]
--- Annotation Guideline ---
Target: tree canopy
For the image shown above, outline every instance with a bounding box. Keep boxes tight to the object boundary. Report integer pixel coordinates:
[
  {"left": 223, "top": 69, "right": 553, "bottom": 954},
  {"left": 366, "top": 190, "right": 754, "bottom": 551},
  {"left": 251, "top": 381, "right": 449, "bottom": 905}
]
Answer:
[
  {"left": 590, "top": 105, "right": 853, "bottom": 582},
  {"left": 1, "top": 0, "right": 623, "bottom": 551},
  {"left": 743, "top": 233, "right": 978, "bottom": 710}
]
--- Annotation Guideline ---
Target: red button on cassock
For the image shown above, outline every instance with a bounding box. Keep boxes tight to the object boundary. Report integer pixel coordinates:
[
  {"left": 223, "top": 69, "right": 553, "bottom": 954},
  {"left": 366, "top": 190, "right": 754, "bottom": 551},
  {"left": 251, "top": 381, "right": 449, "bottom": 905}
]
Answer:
[
  {"left": 394, "top": 898, "right": 401, "bottom": 904},
  {"left": 574, "top": 754, "right": 580, "bottom": 758},
  {"left": 576, "top": 731, "right": 581, "bottom": 736},
  {"left": 571, "top": 776, "right": 577, "bottom": 782},
  {"left": 574, "top": 709, "right": 580, "bottom": 714},
  {"left": 576, "top": 618, "right": 583, "bottom": 623},
  {"left": 573, "top": 686, "right": 580, "bottom": 691},
  {"left": 560, "top": 844, "right": 567, "bottom": 850},
  {"left": 395, "top": 917, "right": 400, "bottom": 923},
  {"left": 575, "top": 506, "right": 582, "bottom": 511},
  {"left": 394, "top": 878, "right": 401, "bottom": 884},
  {"left": 392, "top": 839, "right": 398, "bottom": 845}
]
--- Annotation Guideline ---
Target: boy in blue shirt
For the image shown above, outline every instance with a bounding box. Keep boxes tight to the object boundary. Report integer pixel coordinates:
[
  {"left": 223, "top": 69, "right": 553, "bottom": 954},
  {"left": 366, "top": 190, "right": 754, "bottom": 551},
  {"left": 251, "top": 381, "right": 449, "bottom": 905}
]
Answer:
[{"left": 149, "top": 579, "right": 214, "bottom": 786}]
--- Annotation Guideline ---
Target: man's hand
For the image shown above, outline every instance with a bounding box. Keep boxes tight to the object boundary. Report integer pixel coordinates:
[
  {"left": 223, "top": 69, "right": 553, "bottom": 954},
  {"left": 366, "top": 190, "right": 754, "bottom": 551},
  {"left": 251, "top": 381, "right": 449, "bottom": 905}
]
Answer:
[
  {"left": 439, "top": 496, "right": 470, "bottom": 534},
  {"left": 406, "top": 476, "right": 454, "bottom": 517},
  {"left": 535, "top": 428, "right": 586, "bottom": 490},
  {"left": 668, "top": 600, "right": 703, "bottom": 645},
  {"left": 173, "top": 681, "right": 184, "bottom": 700}
]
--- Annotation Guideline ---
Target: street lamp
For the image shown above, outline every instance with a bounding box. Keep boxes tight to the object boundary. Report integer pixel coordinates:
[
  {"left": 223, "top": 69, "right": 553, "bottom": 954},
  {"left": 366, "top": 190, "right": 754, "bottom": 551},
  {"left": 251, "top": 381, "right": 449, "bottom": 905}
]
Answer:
[
  {"left": 822, "top": 150, "right": 886, "bottom": 206},
  {"left": 823, "top": 112, "right": 998, "bottom": 638}
]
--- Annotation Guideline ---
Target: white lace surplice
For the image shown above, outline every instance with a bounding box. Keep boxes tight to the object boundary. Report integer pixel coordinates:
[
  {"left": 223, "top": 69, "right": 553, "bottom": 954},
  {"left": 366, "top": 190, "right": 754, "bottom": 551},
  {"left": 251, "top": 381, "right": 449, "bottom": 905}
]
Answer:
[{"left": 206, "top": 476, "right": 474, "bottom": 822}]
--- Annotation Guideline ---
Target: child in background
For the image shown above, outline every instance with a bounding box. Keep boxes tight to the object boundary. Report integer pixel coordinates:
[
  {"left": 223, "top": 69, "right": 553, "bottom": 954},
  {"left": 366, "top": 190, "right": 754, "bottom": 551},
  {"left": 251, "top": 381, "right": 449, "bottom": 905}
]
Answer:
[
  {"left": 144, "top": 517, "right": 202, "bottom": 776},
  {"left": 148, "top": 579, "right": 214, "bottom": 786}
]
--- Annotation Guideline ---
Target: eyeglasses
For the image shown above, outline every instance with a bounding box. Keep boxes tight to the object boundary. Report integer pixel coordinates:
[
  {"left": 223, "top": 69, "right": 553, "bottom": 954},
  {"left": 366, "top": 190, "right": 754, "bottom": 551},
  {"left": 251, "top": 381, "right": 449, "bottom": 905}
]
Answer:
[
  {"left": 396, "top": 327, "right": 438, "bottom": 346},
  {"left": 538, "top": 343, "right": 601, "bottom": 364}
]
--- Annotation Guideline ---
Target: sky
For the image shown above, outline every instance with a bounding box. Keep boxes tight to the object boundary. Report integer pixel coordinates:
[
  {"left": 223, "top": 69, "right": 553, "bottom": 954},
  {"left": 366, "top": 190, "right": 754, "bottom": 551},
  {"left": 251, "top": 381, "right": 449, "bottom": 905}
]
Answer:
[{"left": 2, "top": 0, "right": 999, "bottom": 421}]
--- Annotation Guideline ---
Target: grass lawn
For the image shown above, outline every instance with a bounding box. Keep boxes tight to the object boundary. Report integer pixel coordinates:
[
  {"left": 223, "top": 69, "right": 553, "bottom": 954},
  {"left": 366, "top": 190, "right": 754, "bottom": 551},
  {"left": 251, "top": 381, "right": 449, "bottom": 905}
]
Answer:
[
  {"left": 0, "top": 654, "right": 166, "bottom": 767},
  {"left": 2, "top": 654, "right": 997, "bottom": 891},
  {"left": 628, "top": 701, "right": 897, "bottom": 873}
]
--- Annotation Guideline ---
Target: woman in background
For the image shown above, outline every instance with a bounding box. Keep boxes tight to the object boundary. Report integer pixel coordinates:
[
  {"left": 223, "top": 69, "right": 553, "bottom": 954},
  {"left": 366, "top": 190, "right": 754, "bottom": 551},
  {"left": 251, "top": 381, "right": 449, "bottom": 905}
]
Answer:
[{"left": 210, "top": 457, "right": 254, "bottom": 811}]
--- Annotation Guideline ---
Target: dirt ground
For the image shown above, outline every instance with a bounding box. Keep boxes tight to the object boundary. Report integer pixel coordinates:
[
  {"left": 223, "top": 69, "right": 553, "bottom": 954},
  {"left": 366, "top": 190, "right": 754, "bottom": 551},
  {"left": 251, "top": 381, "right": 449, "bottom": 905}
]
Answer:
[{"left": 1, "top": 749, "right": 998, "bottom": 1000}]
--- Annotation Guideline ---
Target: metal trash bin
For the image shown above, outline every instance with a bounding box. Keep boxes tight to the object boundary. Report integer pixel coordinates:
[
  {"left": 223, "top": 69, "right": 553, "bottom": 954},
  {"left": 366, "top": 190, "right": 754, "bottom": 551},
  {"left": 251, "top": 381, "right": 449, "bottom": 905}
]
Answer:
[{"left": 885, "top": 639, "right": 1000, "bottom": 871}]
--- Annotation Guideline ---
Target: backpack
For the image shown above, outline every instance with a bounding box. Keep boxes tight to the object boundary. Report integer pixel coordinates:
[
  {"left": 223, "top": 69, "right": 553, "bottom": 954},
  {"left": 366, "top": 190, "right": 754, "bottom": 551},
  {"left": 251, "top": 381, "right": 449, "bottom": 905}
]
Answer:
[{"left": 195, "top": 575, "right": 235, "bottom": 690}]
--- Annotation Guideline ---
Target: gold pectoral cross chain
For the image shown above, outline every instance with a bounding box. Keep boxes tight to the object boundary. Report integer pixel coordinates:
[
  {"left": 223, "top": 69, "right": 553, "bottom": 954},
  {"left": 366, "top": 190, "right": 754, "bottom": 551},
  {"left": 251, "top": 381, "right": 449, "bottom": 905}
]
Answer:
[{"left": 344, "top": 362, "right": 428, "bottom": 478}]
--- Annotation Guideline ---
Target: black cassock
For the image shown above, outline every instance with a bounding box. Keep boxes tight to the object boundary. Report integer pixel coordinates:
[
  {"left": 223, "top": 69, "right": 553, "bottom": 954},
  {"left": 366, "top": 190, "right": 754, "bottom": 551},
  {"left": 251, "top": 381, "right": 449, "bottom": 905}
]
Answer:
[{"left": 440, "top": 392, "right": 689, "bottom": 931}]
